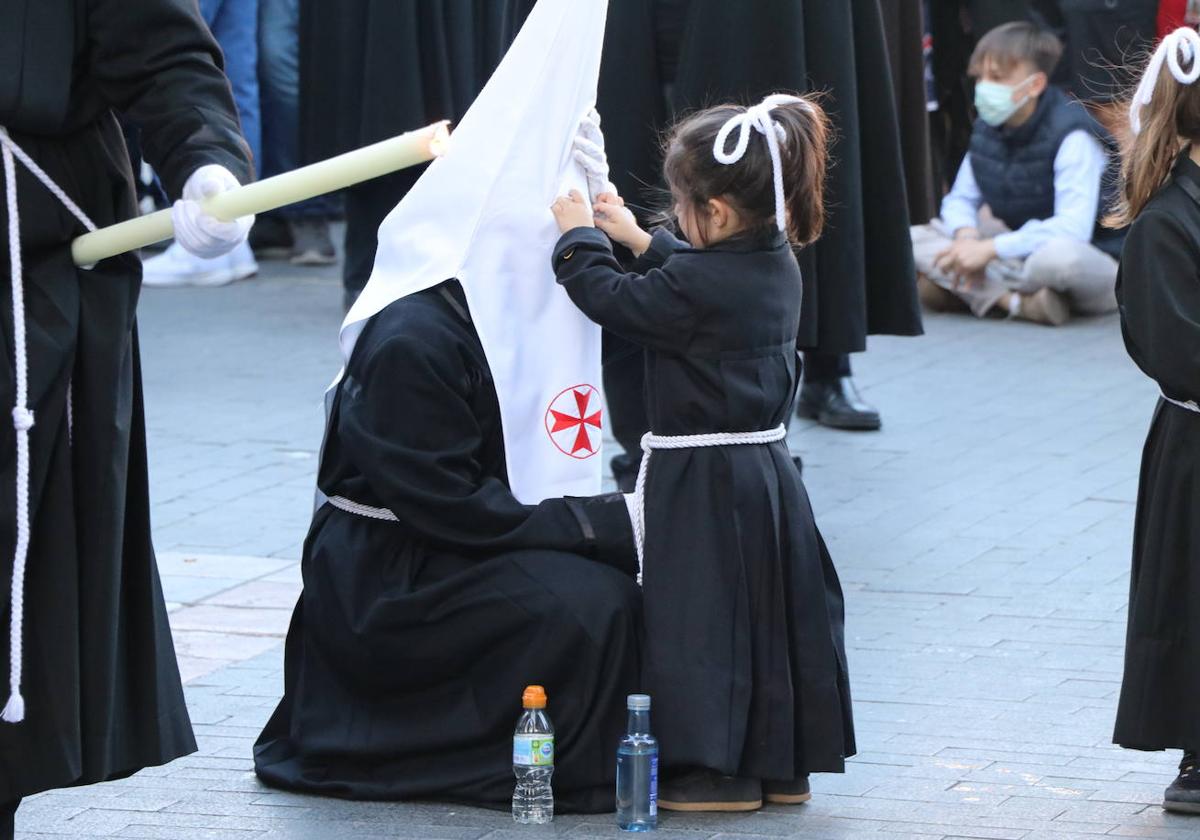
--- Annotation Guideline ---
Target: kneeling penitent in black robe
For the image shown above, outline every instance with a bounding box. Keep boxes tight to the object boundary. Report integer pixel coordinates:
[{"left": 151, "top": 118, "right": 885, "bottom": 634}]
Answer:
[
  {"left": 1113, "top": 155, "right": 1200, "bottom": 754},
  {"left": 255, "top": 282, "right": 642, "bottom": 812}
]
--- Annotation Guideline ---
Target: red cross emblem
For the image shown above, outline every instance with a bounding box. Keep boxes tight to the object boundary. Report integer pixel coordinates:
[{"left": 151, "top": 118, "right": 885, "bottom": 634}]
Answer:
[{"left": 545, "top": 385, "right": 602, "bottom": 459}]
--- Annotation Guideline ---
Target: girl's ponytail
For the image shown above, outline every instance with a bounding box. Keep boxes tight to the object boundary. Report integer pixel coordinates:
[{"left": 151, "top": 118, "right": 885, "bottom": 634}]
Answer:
[
  {"left": 772, "top": 98, "right": 831, "bottom": 246},
  {"left": 1109, "top": 28, "right": 1200, "bottom": 227}
]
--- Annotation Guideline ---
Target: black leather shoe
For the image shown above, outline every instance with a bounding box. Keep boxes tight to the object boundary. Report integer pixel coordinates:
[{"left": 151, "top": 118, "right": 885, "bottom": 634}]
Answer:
[
  {"left": 1165, "top": 751, "right": 1200, "bottom": 814},
  {"left": 796, "top": 378, "right": 882, "bottom": 431}
]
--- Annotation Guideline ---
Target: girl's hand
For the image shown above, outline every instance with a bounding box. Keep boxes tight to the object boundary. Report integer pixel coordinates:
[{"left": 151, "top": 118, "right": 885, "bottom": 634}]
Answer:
[
  {"left": 594, "top": 192, "right": 652, "bottom": 256},
  {"left": 552, "top": 190, "right": 594, "bottom": 233}
]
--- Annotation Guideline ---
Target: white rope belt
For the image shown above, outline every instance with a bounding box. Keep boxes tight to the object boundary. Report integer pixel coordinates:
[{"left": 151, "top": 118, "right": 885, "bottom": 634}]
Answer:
[
  {"left": 0, "top": 127, "right": 96, "bottom": 724},
  {"left": 630, "top": 425, "right": 788, "bottom": 584},
  {"left": 1162, "top": 393, "right": 1200, "bottom": 413},
  {"left": 326, "top": 494, "right": 399, "bottom": 522}
]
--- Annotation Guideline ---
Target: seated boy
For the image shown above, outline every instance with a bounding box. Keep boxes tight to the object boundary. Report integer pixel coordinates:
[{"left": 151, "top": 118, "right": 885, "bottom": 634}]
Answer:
[{"left": 911, "top": 22, "right": 1125, "bottom": 326}]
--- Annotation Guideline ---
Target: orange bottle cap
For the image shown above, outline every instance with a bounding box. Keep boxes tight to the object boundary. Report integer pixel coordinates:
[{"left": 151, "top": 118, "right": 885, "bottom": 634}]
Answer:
[{"left": 522, "top": 685, "right": 548, "bottom": 709}]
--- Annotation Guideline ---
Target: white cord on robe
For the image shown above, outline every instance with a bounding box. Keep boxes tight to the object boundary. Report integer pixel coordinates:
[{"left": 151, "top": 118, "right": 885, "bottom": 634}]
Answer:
[
  {"left": 713, "top": 94, "right": 811, "bottom": 233},
  {"left": 629, "top": 425, "right": 788, "bottom": 585},
  {"left": 0, "top": 127, "right": 96, "bottom": 724},
  {"left": 1130, "top": 27, "right": 1200, "bottom": 136}
]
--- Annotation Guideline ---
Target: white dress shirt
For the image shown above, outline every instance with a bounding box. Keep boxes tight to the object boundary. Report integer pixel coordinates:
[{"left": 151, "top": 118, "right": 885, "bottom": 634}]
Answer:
[{"left": 939, "top": 129, "right": 1107, "bottom": 261}]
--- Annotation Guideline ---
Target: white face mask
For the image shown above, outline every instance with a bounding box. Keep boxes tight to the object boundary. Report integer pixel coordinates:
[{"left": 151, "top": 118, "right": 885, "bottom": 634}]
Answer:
[{"left": 974, "top": 74, "right": 1037, "bottom": 127}]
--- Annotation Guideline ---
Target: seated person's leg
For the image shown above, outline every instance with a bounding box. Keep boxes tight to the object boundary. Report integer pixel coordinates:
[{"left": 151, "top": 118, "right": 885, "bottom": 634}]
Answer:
[
  {"left": 1021, "top": 238, "right": 1120, "bottom": 317},
  {"left": 911, "top": 222, "right": 971, "bottom": 312}
]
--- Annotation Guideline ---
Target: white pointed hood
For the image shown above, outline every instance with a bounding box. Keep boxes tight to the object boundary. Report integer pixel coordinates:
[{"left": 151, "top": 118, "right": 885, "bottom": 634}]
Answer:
[{"left": 340, "top": 0, "right": 610, "bottom": 504}]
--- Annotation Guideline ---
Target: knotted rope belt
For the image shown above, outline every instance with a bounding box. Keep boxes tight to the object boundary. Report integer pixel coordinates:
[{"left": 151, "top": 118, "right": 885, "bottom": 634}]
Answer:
[
  {"left": 1162, "top": 394, "right": 1200, "bottom": 414},
  {"left": 0, "top": 127, "right": 98, "bottom": 724},
  {"left": 630, "top": 425, "right": 788, "bottom": 584}
]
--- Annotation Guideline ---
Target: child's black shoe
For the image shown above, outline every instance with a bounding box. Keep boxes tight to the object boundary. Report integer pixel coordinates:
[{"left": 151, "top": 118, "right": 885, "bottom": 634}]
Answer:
[
  {"left": 1165, "top": 752, "right": 1200, "bottom": 814},
  {"left": 658, "top": 769, "right": 762, "bottom": 812},
  {"left": 764, "top": 774, "right": 812, "bottom": 805}
]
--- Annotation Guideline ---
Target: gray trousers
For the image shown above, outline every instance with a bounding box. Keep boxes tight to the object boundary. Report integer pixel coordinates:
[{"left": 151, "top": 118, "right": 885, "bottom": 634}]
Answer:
[{"left": 911, "top": 218, "right": 1119, "bottom": 318}]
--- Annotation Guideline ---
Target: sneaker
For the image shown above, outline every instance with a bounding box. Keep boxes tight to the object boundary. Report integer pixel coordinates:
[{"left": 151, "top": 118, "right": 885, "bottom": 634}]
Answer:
[
  {"left": 764, "top": 775, "right": 812, "bottom": 805},
  {"left": 1165, "top": 751, "right": 1200, "bottom": 815},
  {"left": 142, "top": 241, "right": 257, "bottom": 288},
  {"left": 249, "top": 215, "right": 293, "bottom": 260},
  {"left": 658, "top": 769, "right": 762, "bottom": 812},
  {"left": 289, "top": 219, "right": 337, "bottom": 266},
  {"left": 1015, "top": 287, "right": 1070, "bottom": 327}
]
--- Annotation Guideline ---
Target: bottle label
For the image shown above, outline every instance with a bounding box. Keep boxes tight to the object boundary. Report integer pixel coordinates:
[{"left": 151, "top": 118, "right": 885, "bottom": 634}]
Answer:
[
  {"left": 649, "top": 754, "right": 658, "bottom": 817},
  {"left": 513, "top": 734, "right": 554, "bottom": 767}
]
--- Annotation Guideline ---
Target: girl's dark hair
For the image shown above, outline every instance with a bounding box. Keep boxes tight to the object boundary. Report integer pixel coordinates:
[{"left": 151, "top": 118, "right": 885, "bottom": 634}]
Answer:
[{"left": 662, "top": 94, "right": 831, "bottom": 246}]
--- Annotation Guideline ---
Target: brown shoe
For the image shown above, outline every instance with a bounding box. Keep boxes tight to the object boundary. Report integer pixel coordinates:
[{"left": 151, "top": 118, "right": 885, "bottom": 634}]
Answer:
[
  {"left": 1016, "top": 287, "right": 1070, "bottom": 326},
  {"left": 658, "top": 769, "right": 762, "bottom": 812},
  {"left": 917, "top": 273, "right": 969, "bottom": 313},
  {"left": 764, "top": 775, "right": 812, "bottom": 805}
]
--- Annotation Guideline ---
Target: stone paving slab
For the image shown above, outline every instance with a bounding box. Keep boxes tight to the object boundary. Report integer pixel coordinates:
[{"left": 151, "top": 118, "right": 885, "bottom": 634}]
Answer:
[{"left": 15, "top": 264, "right": 1200, "bottom": 838}]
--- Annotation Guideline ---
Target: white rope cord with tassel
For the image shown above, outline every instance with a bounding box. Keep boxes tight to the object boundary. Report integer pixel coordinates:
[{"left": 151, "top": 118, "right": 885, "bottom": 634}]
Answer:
[
  {"left": 1130, "top": 27, "right": 1200, "bottom": 136},
  {"left": 629, "top": 425, "right": 788, "bottom": 584},
  {"left": 712, "top": 93, "right": 811, "bottom": 232},
  {"left": 0, "top": 127, "right": 96, "bottom": 723}
]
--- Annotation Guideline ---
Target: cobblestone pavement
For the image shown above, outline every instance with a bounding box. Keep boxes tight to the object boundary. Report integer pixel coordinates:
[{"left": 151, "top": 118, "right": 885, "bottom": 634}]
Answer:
[{"left": 16, "top": 259, "right": 1199, "bottom": 839}]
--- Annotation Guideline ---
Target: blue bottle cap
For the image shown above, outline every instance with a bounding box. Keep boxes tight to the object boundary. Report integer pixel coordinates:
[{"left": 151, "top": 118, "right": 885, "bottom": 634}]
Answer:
[{"left": 627, "top": 694, "right": 651, "bottom": 711}]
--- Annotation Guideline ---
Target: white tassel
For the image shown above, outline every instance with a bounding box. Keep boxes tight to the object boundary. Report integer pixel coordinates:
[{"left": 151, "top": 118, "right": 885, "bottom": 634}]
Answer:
[{"left": 1, "top": 692, "right": 24, "bottom": 723}]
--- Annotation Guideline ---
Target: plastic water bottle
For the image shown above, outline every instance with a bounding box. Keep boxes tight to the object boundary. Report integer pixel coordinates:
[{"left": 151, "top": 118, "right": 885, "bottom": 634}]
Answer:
[
  {"left": 616, "top": 694, "right": 658, "bottom": 831},
  {"left": 513, "top": 685, "right": 554, "bottom": 824}
]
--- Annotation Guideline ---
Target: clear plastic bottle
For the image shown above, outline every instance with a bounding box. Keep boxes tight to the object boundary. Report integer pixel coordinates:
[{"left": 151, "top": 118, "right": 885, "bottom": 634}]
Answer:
[
  {"left": 616, "top": 694, "right": 658, "bottom": 832},
  {"left": 513, "top": 685, "right": 554, "bottom": 824}
]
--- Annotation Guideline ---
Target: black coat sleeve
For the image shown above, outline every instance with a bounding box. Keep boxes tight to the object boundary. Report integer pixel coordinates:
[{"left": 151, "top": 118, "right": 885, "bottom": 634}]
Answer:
[
  {"left": 553, "top": 227, "right": 698, "bottom": 352},
  {"left": 1117, "top": 209, "right": 1200, "bottom": 403},
  {"left": 85, "top": 0, "right": 253, "bottom": 197},
  {"left": 337, "top": 327, "right": 637, "bottom": 576}
]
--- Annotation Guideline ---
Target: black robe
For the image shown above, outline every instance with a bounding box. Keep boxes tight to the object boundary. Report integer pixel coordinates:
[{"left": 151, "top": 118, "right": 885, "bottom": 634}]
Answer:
[
  {"left": 0, "top": 0, "right": 251, "bottom": 802},
  {"left": 254, "top": 284, "right": 643, "bottom": 812},
  {"left": 1113, "top": 156, "right": 1200, "bottom": 753},
  {"left": 553, "top": 227, "right": 855, "bottom": 779},
  {"left": 598, "top": 0, "right": 924, "bottom": 354}
]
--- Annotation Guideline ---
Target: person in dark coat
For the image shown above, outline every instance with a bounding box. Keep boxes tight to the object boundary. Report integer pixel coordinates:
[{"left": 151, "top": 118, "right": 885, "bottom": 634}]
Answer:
[
  {"left": 298, "top": 0, "right": 536, "bottom": 310},
  {"left": 253, "top": 282, "right": 642, "bottom": 812},
  {"left": 0, "top": 0, "right": 253, "bottom": 833},
  {"left": 598, "top": 0, "right": 923, "bottom": 443},
  {"left": 1110, "top": 30, "right": 1200, "bottom": 815},
  {"left": 550, "top": 95, "right": 854, "bottom": 812}
]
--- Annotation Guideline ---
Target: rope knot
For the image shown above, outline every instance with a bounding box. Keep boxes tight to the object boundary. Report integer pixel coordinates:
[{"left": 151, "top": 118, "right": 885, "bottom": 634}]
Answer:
[
  {"left": 11, "top": 407, "right": 33, "bottom": 432},
  {"left": 1131, "top": 27, "right": 1200, "bottom": 135}
]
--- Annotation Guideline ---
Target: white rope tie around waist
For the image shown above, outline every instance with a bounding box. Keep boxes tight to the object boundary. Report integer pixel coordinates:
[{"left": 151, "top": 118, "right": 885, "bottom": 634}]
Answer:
[
  {"left": 1131, "top": 27, "right": 1200, "bottom": 136},
  {"left": 1, "top": 127, "right": 96, "bottom": 724},
  {"left": 713, "top": 94, "right": 810, "bottom": 233},
  {"left": 630, "top": 425, "right": 788, "bottom": 585},
  {"left": 1163, "top": 393, "right": 1200, "bottom": 413},
  {"left": 326, "top": 495, "right": 399, "bottom": 522}
]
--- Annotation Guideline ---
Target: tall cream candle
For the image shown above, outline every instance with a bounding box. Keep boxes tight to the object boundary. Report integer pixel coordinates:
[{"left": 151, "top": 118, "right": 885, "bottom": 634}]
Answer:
[{"left": 71, "top": 122, "right": 450, "bottom": 267}]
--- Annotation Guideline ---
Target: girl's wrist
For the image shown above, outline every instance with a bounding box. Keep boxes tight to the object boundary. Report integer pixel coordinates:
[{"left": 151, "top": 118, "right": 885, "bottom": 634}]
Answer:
[{"left": 629, "top": 230, "right": 653, "bottom": 258}]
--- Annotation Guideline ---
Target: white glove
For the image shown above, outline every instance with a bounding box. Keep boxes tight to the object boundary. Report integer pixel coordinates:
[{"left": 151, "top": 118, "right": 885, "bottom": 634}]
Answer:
[
  {"left": 573, "top": 108, "right": 617, "bottom": 202},
  {"left": 171, "top": 165, "right": 254, "bottom": 259}
]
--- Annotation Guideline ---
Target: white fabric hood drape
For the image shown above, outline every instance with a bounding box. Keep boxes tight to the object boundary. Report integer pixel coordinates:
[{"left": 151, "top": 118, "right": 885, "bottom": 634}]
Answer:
[{"left": 339, "top": 0, "right": 610, "bottom": 504}]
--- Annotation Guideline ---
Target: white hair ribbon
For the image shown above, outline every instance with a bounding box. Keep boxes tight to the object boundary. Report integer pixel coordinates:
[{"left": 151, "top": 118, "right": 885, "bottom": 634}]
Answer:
[
  {"left": 713, "top": 93, "right": 810, "bottom": 233},
  {"left": 1130, "top": 27, "right": 1200, "bottom": 136}
]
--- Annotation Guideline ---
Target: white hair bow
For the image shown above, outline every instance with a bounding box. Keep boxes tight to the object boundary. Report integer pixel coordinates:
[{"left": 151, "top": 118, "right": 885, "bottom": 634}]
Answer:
[
  {"left": 1130, "top": 27, "right": 1200, "bottom": 136},
  {"left": 713, "top": 93, "right": 810, "bottom": 233}
]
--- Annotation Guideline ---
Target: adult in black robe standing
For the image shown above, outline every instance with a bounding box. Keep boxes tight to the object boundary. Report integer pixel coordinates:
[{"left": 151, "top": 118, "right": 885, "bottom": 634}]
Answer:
[
  {"left": 1113, "top": 155, "right": 1200, "bottom": 762},
  {"left": 254, "top": 282, "right": 643, "bottom": 812},
  {"left": 298, "top": 1, "right": 537, "bottom": 308},
  {"left": 598, "top": 0, "right": 923, "bottom": 447},
  {"left": 0, "top": 0, "right": 252, "bottom": 831}
]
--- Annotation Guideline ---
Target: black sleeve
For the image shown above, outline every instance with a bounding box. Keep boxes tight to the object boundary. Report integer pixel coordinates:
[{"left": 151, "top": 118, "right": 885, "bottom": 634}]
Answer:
[
  {"left": 1117, "top": 209, "right": 1200, "bottom": 403},
  {"left": 553, "top": 226, "right": 698, "bottom": 352},
  {"left": 338, "top": 329, "right": 637, "bottom": 577},
  {"left": 86, "top": 0, "right": 253, "bottom": 198}
]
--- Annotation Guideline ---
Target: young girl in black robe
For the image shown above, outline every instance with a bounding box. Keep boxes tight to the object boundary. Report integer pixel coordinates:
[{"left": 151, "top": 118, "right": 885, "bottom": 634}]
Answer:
[
  {"left": 551, "top": 94, "right": 855, "bottom": 812},
  {"left": 1109, "top": 28, "right": 1200, "bottom": 815}
]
